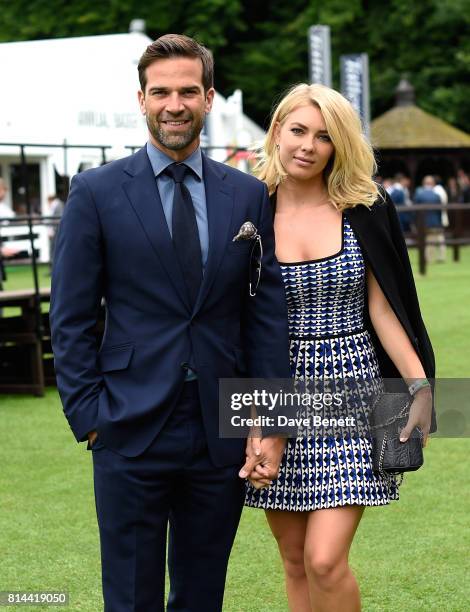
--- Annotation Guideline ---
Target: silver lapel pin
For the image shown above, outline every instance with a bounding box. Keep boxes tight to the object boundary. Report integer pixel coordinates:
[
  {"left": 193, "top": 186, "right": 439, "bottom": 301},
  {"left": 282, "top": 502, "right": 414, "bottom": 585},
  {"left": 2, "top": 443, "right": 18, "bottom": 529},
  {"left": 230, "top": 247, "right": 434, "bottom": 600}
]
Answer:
[{"left": 232, "top": 221, "right": 258, "bottom": 242}]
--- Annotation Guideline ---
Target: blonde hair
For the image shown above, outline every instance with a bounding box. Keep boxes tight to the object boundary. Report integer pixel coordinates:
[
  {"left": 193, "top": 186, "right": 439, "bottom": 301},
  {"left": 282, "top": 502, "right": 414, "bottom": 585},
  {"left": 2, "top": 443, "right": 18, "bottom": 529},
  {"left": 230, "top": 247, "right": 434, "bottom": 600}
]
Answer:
[{"left": 255, "top": 83, "right": 379, "bottom": 209}]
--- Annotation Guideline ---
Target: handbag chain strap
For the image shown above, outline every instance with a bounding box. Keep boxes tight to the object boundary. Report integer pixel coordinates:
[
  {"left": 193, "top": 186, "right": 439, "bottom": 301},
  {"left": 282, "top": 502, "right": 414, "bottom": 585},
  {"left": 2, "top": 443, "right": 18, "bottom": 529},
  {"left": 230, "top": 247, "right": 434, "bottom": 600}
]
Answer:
[
  {"left": 369, "top": 399, "right": 411, "bottom": 431},
  {"left": 378, "top": 433, "right": 404, "bottom": 487}
]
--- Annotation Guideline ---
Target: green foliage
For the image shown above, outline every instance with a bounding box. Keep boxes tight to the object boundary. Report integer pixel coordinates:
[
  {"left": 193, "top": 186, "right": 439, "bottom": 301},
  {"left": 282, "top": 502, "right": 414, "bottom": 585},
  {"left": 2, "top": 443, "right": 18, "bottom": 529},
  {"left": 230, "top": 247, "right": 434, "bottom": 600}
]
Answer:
[
  {"left": 218, "top": 0, "right": 470, "bottom": 129},
  {"left": 0, "top": 0, "right": 242, "bottom": 45},
  {"left": 0, "top": 0, "right": 469, "bottom": 130}
]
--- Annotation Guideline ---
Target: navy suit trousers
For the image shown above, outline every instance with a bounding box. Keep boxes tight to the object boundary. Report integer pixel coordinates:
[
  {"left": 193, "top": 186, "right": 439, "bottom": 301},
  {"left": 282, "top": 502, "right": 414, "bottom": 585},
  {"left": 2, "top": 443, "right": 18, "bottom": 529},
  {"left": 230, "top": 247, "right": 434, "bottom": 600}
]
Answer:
[{"left": 91, "top": 382, "right": 245, "bottom": 612}]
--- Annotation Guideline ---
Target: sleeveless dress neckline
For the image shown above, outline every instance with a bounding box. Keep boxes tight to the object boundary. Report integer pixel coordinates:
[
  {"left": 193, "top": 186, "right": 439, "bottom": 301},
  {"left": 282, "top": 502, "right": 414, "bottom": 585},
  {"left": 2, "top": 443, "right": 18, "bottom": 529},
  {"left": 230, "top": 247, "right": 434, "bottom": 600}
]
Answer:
[{"left": 277, "top": 214, "right": 345, "bottom": 266}]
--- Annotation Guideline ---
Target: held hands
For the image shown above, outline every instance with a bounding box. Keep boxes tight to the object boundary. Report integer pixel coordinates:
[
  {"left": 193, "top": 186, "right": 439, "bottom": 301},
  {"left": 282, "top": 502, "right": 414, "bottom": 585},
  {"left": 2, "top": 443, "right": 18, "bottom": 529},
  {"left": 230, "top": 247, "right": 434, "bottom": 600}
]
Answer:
[
  {"left": 239, "top": 433, "right": 287, "bottom": 489},
  {"left": 399, "top": 387, "right": 432, "bottom": 447}
]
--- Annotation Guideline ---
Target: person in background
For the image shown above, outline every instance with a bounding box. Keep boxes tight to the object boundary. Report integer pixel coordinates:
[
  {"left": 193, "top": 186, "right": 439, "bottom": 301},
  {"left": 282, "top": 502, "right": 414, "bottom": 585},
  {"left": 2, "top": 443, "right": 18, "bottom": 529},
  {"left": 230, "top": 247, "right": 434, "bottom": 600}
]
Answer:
[
  {"left": 382, "top": 177, "right": 393, "bottom": 194},
  {"left": 0, "top": 178, "right": 15, "bottom": 221},
  {"left": 433, "top": 175, "right": 449, "bottom": 235},
  {"left": 47, "top": 194, "right": 65, "bottom": 269},
  {"left": 457, "top": 169, "right": 470, "bottom": 203},
  {"left": 399, "top": 174, "right": 413, "bottom": 206},
  {"left": 446, "top": 176, "right": 461, "bottom": 204},
  {"left": 389, "top": 175, "right": 405, "bottom": 203},
  {"left": 389, "top": 173, "right": 413, "bottom": 232},
  {"left": 48, "top": 193, "right": 65, "bottom": 218},
  {"left": 0, "top": 178, "right": 16, "bottom": 291},
  {"left": 414, "top": 175, "right": 445, "bottom": 263}
]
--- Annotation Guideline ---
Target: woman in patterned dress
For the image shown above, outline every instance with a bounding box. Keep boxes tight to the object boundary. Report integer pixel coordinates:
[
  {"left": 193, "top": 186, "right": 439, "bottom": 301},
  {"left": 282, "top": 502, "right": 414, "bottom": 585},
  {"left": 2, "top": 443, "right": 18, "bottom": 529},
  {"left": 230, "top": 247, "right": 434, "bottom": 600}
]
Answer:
[{"left": 244, "top": 84, "right": 433, "bottom": 611}]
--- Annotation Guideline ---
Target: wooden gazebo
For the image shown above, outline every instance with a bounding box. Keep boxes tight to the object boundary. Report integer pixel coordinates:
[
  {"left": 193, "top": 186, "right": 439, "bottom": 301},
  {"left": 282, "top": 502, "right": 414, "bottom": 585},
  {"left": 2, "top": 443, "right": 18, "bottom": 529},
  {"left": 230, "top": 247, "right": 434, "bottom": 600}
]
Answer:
[{"left": 371, "top": 78, "right": 470, "bottom": 188}]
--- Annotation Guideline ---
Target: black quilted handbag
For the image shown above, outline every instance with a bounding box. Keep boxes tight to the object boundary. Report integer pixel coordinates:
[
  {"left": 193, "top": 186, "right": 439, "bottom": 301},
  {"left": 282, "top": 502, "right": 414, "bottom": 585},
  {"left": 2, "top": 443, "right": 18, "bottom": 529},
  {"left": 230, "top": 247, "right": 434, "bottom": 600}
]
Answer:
[{"left": 370, "top": 393, "right": 424, "bottom": 480}]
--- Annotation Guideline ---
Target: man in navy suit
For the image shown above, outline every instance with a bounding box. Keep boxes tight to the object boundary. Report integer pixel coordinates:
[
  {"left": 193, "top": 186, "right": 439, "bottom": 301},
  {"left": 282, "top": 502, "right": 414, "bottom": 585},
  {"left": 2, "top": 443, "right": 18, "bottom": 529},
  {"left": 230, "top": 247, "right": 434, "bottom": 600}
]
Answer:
[{"left": 50, "top": 34, "right": 291, "bottom": 611}]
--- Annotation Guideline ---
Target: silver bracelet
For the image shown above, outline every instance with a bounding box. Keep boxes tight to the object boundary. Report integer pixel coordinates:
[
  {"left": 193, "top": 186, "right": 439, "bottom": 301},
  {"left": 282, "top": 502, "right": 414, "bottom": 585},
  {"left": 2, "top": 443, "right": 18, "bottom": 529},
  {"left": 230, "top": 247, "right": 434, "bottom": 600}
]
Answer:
[{"left": 408, "top": 379, "right": 431, "bottom": 396}]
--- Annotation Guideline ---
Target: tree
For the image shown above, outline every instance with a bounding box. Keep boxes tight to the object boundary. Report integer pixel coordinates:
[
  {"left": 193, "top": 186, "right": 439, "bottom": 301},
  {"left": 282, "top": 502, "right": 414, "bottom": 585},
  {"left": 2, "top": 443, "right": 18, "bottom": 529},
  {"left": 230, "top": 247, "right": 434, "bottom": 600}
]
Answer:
[{"left": 0, "top": 0, "right": 243, "bottom": 49}]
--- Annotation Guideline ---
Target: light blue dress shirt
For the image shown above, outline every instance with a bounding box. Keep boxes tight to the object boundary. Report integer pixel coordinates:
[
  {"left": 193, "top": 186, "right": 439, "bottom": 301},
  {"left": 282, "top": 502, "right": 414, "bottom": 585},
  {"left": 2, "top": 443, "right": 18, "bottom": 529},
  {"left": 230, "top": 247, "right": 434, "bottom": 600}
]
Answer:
[
  {"left": 146, "top": 141, "right": 208, "bottom": 381},
  {"left": 146, "top": 141, "right": 209, "bottom": 271}
]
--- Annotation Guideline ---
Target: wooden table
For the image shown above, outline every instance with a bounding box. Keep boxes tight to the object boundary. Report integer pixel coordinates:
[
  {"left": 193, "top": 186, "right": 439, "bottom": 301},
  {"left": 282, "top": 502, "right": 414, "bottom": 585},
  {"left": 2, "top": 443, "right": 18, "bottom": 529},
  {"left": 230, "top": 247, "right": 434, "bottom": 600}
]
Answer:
[
  {"left": 0, "top": 287, "right": 50, "bottom": 308},
  {"left": 0, "top": 288, "right": 51, "bottom": 396}
]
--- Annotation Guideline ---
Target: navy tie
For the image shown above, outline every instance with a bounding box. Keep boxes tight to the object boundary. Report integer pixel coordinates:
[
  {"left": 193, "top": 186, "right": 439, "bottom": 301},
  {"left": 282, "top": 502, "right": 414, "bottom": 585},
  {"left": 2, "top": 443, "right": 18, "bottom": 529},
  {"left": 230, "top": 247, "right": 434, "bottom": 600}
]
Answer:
[{"left": 164, "top": 163, "right": 202, "bottom": 306}]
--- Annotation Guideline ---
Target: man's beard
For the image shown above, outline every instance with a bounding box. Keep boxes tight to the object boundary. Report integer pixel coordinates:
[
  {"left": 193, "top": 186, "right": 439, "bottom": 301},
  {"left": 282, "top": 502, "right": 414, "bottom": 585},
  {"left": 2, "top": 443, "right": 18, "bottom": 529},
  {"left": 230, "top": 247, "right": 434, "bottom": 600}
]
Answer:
[{"left": 147, "top": 113, "right": 205, "bottom": 151}]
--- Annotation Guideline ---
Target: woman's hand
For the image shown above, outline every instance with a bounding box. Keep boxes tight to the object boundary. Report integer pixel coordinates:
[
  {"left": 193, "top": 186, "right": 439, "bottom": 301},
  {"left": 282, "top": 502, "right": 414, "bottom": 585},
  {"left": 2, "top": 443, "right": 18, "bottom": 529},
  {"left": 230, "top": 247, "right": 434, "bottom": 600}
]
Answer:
[
  {"left": 240, "top": 432, "right": 281, "bottom": 489},
  {"left": 240, "top": 432, "right": 270, "bottom": 488},
  {"left": 399, "top": 387, "right": 432, "bottom": 447}
]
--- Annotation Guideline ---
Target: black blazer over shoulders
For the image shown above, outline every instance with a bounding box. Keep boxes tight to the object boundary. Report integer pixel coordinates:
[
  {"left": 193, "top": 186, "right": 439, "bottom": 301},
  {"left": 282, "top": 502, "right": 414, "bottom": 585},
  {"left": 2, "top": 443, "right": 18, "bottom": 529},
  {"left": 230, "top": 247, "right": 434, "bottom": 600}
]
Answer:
[
  {"left": 344, "top": 192, "right": 435, "bottom": 375},
  {"left": 345, "top": 192, "right": 436, "bottom": 432},
  {"left": 272, "top": 189, "right": 437, "bottom": 432}
]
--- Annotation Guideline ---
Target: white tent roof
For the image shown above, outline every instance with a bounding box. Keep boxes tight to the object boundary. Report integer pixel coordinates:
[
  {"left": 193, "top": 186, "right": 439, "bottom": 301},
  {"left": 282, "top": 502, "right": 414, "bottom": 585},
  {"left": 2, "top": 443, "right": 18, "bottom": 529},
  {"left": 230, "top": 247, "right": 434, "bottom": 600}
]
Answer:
[{"left": 0, "top": 32, "right": 150, "bottom": 147}]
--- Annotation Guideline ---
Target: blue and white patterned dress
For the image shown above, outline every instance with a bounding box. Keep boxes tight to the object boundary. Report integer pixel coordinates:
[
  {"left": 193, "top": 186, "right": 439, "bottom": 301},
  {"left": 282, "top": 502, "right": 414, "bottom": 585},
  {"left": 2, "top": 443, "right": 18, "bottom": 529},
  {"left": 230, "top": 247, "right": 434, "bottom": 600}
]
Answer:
[{"left": 245, "top": 215, "right": 399, "bottom": 511}]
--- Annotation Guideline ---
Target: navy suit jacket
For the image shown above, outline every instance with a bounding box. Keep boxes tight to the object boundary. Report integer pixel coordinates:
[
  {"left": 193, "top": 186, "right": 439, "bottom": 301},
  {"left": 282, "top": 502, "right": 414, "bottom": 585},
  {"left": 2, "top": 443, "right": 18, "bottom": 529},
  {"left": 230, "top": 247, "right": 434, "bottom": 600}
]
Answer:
[{"left": 50, "top": 147, "right": 291, "bottom": 466}]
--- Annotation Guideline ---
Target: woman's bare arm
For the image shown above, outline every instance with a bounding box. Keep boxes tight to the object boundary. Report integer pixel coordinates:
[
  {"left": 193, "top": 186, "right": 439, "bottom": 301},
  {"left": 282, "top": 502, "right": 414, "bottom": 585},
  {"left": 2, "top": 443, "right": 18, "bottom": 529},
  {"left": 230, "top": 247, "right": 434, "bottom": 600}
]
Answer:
[{"left": 367, "top": 267, "right": 432, "bottom": 445}]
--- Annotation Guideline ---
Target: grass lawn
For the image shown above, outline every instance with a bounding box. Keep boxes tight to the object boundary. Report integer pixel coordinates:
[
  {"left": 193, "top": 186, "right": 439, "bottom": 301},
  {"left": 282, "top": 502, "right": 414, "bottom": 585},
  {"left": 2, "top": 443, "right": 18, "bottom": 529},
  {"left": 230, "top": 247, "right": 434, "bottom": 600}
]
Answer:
[
  {"left": 1, "top": 249, "right": 469, "bottom": 611},
  {"left": 1, "top": 264, "right": 51, "bottom": 293}
]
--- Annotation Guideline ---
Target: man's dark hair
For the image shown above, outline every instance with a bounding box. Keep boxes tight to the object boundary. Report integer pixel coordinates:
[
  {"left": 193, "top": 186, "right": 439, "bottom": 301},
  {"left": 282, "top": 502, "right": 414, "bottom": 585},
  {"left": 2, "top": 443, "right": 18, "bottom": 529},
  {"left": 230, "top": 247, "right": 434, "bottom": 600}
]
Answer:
[{"left": 138, "top": 33, "right": 214, "bottom": 93}]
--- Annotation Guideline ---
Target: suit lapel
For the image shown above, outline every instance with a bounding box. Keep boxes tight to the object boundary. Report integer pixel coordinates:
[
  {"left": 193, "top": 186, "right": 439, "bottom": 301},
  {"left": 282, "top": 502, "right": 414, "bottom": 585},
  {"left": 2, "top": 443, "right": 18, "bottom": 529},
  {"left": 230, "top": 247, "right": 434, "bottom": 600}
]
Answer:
[
  {"left": 193, "top": 154, "right": 234, "bottom": 315},
  {"left": 122, "top": 148, "right": 191, "bottom": 311}
]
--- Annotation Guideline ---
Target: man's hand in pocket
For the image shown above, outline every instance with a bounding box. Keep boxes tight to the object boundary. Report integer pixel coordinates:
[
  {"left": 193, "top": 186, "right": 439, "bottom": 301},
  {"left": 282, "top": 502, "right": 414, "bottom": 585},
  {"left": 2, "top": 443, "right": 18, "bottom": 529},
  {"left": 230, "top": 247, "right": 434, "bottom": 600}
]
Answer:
[{"left": 88, "top": 430, "right": 98, "bottom": 447}]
